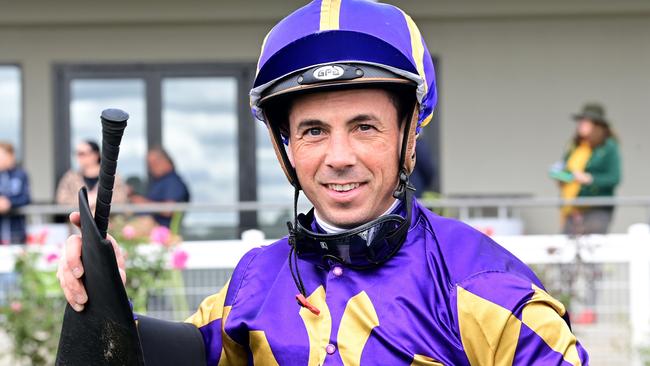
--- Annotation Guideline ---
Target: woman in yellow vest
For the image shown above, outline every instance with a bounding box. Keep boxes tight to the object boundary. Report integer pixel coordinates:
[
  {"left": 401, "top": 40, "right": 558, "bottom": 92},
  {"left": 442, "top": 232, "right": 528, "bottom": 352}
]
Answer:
[{"left": 560, "top": 103, "right": 621, "bottom": 234}]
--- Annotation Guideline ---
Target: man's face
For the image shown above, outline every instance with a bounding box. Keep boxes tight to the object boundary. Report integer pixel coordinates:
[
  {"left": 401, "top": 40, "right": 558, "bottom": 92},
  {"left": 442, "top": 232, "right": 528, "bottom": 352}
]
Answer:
[
  {"left": 147, "top": 152, "right": 168, "bottom": 178},
  {"left": 288, "top": 88, "right": 402, "bottom": 228},
  {"left": 0, "top": 148, "right": 15, "bottom": 171}
]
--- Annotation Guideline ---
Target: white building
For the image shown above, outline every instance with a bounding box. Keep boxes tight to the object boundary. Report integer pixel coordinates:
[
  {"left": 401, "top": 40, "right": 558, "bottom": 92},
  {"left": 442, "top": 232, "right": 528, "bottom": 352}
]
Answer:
[{"left": 1, "top": 0, "right": 649, "bottom": 235}]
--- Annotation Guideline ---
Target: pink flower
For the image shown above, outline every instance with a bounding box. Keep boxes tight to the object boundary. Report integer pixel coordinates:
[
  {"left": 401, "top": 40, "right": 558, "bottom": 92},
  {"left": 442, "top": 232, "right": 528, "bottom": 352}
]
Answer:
[
  {"left": 26, "top": 229, "right": 48, "bottom": 245},
  {"left": 10, "top": 301, "right": 22, "bottom": 313},
  {"left": 171, "top": 249, "right": 189, "bottom": 270},
  {"left": 122, "top": 225, "right": 136, "bottom": 240},
  {"left": 149, "top": 226, "right": 171, "bottom": 245},
  {"left": 45, "top": 252, "right": 59, "bottom": 264}
]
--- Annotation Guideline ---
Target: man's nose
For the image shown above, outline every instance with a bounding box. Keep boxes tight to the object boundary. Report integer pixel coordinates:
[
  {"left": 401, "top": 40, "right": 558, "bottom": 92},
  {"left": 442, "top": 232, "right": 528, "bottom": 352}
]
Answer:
[{"left": 324, "top": 132, "right": 356, "bottom": 169}]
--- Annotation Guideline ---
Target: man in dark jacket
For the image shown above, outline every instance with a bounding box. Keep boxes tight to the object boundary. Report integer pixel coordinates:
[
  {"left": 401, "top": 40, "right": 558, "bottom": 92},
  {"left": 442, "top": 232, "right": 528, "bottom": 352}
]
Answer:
[
  {"left": 0, "top": 142, "right": 31, "bottom": 244},
  {"left": 129, "top": 147, "right": 190, "bottom": 227}
]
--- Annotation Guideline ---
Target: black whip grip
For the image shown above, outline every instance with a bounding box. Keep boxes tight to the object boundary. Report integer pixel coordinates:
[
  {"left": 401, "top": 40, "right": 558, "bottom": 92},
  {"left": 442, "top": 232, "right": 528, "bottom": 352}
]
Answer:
[{"left": 95, "top": 108, "right": 128, "bottom": 238}]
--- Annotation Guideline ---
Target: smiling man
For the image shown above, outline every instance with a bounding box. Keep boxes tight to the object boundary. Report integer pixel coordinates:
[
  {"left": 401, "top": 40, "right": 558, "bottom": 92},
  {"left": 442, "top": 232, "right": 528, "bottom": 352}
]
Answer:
[
  {"left": 288, "top": 89, "right": 403, "bottom": 227},
  {"left": 59, "top": 0, "right": 589, "bottom": 365}
]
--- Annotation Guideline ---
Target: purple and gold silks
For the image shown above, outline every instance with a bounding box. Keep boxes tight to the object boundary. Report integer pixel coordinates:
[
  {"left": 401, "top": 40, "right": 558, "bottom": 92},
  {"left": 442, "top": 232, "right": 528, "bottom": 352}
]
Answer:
[{"left": 186, "top": 198, "right": 589, "bottom": 366}]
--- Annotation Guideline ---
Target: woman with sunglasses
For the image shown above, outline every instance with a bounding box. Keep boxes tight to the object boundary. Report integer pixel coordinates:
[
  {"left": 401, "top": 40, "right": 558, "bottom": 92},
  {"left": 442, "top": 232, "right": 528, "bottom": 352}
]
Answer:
[{"left": 56, "top": 140, "right": 128, "bottom": 214}]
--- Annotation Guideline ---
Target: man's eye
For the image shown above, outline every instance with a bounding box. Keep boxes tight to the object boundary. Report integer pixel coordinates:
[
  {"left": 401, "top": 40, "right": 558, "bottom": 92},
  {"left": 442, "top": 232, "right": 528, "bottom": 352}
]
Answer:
[
  {"left": 307, "top": 128, "right": 322, "bottom": 136},
  {"left": 359, "top": 124, "right": 373, "bottom": 131}
]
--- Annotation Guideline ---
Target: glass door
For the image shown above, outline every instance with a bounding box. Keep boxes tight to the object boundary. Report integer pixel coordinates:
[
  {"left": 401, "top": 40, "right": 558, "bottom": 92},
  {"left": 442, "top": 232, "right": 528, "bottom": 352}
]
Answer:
[
  {"left": 162, "top": 77, "right": 238, "bottom": 239},
  {"left": 69, "top": 79, "right": 147, "bottom": 184}
]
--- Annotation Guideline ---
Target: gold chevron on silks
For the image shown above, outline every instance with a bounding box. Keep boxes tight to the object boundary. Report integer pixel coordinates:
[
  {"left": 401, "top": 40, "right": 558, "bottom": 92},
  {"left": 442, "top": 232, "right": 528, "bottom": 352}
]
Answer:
[
  {"left": 411, "top": 354, "right": 445, "bottom": 366},
  {"left": 457, "top": 284, "right": 582, "bottom": 366},
  {"left": 248, "top": 287, "right": 381, "bottom": 366},
  {"left": 337, "top": 291, "right": 380, "bottom": 366},
  {"left": 250, "top": 330, "right": 280, "bottom": 366},
  {"left": 219, "top": 306, "right": 247, "bottom": 365},
  {"left": 299, "top": 288, "right": 380, "bottom": 366},
  {"left": 299, "top": 286, "right": 332, "bottom": 366}
]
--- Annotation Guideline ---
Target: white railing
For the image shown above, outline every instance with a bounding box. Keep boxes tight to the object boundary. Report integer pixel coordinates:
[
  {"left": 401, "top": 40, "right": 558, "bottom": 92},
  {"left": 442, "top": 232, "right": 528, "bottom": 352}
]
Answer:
[
  {"left": 1, "top": 228, "right": 649, "bottom": 365},
  {"left": 11, "top": 196, "right": 650, "bottom": 223}
]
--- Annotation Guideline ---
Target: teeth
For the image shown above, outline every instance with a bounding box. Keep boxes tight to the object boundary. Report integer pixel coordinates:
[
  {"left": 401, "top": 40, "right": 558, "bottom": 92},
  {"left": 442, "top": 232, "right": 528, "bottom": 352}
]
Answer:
[{"left": 328, "top": 183, "right": 360, "bottom": 192}]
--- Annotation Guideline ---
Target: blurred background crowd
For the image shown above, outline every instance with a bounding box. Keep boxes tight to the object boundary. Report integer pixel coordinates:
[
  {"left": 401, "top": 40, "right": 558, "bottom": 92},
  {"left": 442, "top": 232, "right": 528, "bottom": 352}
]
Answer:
[
  {"left": 0, "top": 99, "right": 629, "bottom": 243},
  {"left": 1, "top": 1, "right": 649, "bottom": 243}
]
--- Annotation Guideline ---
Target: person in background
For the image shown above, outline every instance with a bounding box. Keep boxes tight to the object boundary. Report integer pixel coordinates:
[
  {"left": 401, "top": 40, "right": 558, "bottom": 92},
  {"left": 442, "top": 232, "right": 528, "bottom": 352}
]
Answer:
[
  {"left": 0, "top": 142, "right": 31, "bottom": 244},
  {"left": 129, "top": 147, "right": 190, "bottom": 228},
  {"left": 56, "top": 140, "right": 128, "bottom": 214},
  {"left": 560, "top": 103, "right": 621, "bottom": 234}
]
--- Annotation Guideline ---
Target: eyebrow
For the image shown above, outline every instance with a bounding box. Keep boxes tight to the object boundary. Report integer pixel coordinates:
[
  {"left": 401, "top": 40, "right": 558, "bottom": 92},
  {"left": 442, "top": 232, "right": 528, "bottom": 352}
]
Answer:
[
  {"left": 295, "top": 113, "right": 380, "bottom": 131},
  {"left": 295, "top": 119, "right": 325, "bottom": 131},
  {"left": 347, "top": 114, "right": 379, "bottom": 125}
]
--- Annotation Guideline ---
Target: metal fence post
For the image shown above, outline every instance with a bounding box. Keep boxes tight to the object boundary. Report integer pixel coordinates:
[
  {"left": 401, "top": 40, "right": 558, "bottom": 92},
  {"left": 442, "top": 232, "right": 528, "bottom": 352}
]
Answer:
[{"left": 628, "top": 226, "right": 650, "bottom": 366}]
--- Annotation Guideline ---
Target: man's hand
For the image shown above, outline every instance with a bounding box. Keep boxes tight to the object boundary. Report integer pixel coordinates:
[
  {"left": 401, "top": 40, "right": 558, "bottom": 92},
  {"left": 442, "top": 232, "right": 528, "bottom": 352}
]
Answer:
[
  {"left": 56, "top": 212, "right": 127, "bottom": 312},
  {"left": 129, "top": 194, "right": 149, "bottom": 204},
  {"left": 0, "top": 196, "right": 11, "bottom": 214},
  {"left": 572, "top": 171, "right": 593, "bottom": 185}
]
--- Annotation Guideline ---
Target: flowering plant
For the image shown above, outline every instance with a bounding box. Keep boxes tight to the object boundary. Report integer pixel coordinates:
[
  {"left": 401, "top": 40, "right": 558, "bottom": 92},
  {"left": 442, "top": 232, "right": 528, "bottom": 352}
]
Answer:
[
  {"left": 0, "top": 248, "right": 64, "bottom": 366},
  {"left": 0, "top": 215, "right": 189, "bottom": 364},
  {"left": 109, "top": 215, "right": 188, "bottom": 314}
]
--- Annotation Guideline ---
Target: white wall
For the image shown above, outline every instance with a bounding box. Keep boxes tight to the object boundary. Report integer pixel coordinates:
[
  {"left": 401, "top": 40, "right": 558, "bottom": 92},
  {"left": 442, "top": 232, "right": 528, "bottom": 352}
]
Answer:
[
  {"left": 0, "top": 22, "right": 271, "bottom": 201},
  {"left": 1, "top": 1, "right": 649, "bottom": 233},
  {"left": 418, "top": 16, "right": 650, "bottom": 233}
]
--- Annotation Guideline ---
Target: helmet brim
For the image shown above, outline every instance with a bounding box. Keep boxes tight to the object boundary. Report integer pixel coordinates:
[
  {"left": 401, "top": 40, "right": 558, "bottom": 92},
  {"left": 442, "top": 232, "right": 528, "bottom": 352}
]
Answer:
[{"left": 258, "top": 63, "right": 416, "bottom": 110}]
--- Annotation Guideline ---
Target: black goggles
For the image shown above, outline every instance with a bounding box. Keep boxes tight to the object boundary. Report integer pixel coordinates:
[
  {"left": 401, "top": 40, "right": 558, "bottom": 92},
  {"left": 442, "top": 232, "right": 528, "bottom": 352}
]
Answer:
[{"left": 291, "top": 196, "right": 412, "bottom": 270}]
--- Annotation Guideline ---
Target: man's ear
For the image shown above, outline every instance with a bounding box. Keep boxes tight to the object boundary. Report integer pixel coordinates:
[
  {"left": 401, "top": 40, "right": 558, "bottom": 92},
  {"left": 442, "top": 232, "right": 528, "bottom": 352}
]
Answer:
[
  {"left": 286, "top": 139, "right": 295, "bottom": 167},
  {"left": 410, "top": 139, "right": 417, "bottom": 169},
  {"left": 403, "top": 106, "right": 419, "bottom": 175}
]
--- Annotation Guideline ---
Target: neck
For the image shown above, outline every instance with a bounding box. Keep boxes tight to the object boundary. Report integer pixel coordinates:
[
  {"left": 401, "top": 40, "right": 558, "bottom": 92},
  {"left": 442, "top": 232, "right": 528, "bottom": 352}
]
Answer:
[
  {"left": 157, "top": 168, "right": 173, "bottom": 178},
  {"left": 82, "top": 165, "right": 100, "bottom": 178},
  {"left": 314, "top": 198, "right": 401, "bottom": 234}
]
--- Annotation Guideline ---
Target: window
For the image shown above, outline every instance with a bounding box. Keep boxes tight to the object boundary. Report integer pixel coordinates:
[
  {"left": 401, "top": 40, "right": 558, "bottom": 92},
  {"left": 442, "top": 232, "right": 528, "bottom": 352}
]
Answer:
[
  {"left": 54, "top": 64, "right": 255, "bottom": 239},
  {"left": 162, "top": 77, "right": 239, "bottom": 236},
  {"left": 255, "top": 120, "right": 294, "bottom": 237},
  {"left": 70, "top": 79, "right": 147, "bottom": 182},
  {"left": 0, "top": 65, "right": 22, "bottom": 158}
]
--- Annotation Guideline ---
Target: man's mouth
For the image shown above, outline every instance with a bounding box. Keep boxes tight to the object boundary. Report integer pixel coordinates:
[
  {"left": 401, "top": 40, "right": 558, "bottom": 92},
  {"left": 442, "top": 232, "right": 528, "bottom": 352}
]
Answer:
[{"left": 327, "top": 183, "right": 361, "bottom": 192}]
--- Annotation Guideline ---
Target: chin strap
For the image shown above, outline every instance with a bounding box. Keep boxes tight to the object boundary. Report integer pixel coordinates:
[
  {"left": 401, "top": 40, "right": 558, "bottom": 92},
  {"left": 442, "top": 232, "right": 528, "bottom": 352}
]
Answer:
[
  {"left": 287, "top": 188, "right": 320, "bottom": 315},
  {"left": 393, "top": 170, "right": 412, "bottom": 199}
]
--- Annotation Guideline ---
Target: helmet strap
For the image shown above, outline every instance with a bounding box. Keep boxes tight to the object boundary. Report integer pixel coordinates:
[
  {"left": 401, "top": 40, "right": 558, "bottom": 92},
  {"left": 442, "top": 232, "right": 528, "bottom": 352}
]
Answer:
[
  {"left": 393, "top": 103, "right": 418, "bottom": 199},
  {"left": 267, "top": 123, "right": 301, "bottom": 190}
]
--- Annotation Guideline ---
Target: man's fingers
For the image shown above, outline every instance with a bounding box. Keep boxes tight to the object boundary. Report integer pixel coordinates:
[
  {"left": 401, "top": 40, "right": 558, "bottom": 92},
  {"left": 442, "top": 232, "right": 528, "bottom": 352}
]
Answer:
[
  {"left": 60, "top": 286, "right": 84, "bottom": 312},
  {"left": 118, "top": 268, "right": 127, "bottom": 286},
  {"left": 65, "top": 234, "right": 84, "bottom": 279},
  {"left": 60, "top": 264, "right": 88, "bottom": 312},
  {"left": 107, "top": 234, "right": 127, "bottom": 286},
  {"left": 60, "top": 217, "right": 127, "bottom": 309},
  {"left": 107, "top": 234, "right": 125, "bottom": 268},
  {"left": 69, "top": 211, "right": 81, "bottom": 228}
]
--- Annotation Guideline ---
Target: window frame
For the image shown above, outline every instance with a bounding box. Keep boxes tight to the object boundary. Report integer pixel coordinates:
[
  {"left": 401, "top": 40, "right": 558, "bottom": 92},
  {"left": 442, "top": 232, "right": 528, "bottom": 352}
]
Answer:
[
  {"left": 53, "top": 62, "right": 258, "bottom": 232},
  {"left": 0, "top": 63, "right": 24, "bottom": 161}
]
